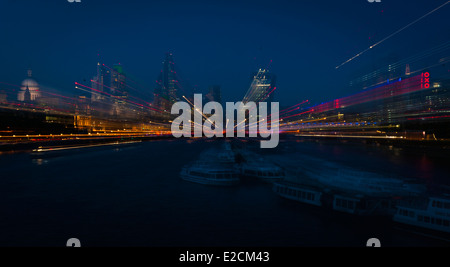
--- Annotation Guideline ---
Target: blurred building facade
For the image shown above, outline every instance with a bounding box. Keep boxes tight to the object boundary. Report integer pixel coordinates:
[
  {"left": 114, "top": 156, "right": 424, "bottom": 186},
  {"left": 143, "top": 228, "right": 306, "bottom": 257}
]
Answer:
[
  {"left": 153, "top": 53, "right": 180, "bottom": 112},
  {"left": 18, "top": 70, "right": 41, "bottom": 102}
]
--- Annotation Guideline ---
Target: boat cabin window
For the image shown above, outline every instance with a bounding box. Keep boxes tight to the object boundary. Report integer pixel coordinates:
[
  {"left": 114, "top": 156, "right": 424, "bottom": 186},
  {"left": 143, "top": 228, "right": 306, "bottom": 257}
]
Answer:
[
  {"left": 305, "top": 193, "right": 315, "bottom": 201},
  {"left": 348, "top": 201, "right": 354, "bottom": 209},
  {"left": 432, "top": 200, "right": 450, "bottom": 209},
  {"left": 398, "top": 209, "right": 415, "bottom": 217},
  {"left": 336, "top": 198, "right": 355, "bottom": 209},
  {"left": 419, "top": 215, "right": 450, "bottom": 226}
]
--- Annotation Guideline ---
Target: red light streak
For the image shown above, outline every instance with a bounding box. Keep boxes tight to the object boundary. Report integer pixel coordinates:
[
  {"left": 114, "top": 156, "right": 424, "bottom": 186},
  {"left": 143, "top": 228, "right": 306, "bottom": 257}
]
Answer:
[{"left": 407, "top": 115, "right": 450, "bottom": 121}]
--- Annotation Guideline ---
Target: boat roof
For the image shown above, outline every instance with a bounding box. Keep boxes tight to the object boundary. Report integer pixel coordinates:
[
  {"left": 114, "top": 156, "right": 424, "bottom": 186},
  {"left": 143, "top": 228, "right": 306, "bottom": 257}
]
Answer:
[
  {"left": 242, "top": 162, "right": 282, "bottom": 171},
  {"left": 185, "top": 163, "right": 238, "bottom": 173}
]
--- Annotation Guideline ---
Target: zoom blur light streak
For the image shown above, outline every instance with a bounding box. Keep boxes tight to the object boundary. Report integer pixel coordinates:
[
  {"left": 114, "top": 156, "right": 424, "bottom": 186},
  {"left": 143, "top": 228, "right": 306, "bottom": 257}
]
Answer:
[{"left": 171, "top": 94, "right": 280, "bottom": 148}]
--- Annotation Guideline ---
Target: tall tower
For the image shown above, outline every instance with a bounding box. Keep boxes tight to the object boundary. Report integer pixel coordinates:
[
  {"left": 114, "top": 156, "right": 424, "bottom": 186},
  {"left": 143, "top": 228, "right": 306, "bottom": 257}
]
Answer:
[
  {"left": 153, "top": 53, "right": 180, "bottom": 111},
  {"left": 110, "top": 63, "right": 127, "bottom": 116},
  {"left": 91, "top": 62, "right": 110, "bottom": 102},
  {"left": 242, "top": 69, "right": 276, "bottom": 104},
  {"left": 405, "top": 64, "right": 411, "bottom": 76},
  {"left": 111, "top": 63, "right": 127, "bottom": 99}
]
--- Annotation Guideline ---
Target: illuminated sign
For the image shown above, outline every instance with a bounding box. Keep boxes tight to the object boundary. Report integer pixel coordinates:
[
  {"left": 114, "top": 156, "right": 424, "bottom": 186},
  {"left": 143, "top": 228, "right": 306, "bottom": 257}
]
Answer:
[{"left": 421, "top": 72, "right": 430, "bottom": 89}]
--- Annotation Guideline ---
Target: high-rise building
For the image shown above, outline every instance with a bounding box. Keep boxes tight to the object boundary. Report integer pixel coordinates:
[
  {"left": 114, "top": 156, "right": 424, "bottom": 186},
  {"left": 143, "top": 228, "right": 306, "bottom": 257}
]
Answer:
[
  {"left": 111, "top": 64, "right": 127, "bottom": 100},
  {"left": 110, "top": 64, "right": 127, "bottom": 116},
  {"left": 242, "top": 69, "right": 276, "bottom": 104},
  {"left": 91, "top": 62, "right": 111, "bottom": 102},
  {"left": 153, "top": 53, "right": 180, "bottom": 111}
]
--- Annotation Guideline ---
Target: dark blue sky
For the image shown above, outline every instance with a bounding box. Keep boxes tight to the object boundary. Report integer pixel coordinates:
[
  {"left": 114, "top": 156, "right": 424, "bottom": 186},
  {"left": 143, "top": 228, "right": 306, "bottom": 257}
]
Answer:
[{"left": 0, "top": 0, "right": 448, "bottom": 106}]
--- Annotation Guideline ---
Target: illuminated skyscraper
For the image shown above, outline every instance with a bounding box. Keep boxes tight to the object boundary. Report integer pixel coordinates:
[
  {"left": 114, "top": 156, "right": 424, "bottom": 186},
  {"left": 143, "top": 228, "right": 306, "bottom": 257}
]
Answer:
[
  {"left": 153, "top": 53, "right": 180, "bottom": 111},
  {"left": 111, "top": 64, "right": 127, "bottom": 100},
  {"left": 242, "top": 69, "right": 276, "bottom": 104},
  {"left": 110, "top": 64, "right": 127, "bottom": 116},
  {"left": 91, "top": 62, "right": 110, "bottom": 102}
]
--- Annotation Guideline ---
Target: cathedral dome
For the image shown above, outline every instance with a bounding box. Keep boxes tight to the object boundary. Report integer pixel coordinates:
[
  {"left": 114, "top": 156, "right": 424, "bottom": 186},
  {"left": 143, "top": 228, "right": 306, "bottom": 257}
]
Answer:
[
  {"left": 21, "top": 78, "right": 39, "bottom": 91},
  {"left": 18, "top": 70, "right": 41, "bottom": 101}
]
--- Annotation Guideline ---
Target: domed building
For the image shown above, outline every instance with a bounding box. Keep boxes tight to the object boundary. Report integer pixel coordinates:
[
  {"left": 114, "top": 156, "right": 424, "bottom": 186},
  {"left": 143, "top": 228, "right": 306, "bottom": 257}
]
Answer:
[{"left": 18, "top": 70, "right": 41, "bottom": 102}]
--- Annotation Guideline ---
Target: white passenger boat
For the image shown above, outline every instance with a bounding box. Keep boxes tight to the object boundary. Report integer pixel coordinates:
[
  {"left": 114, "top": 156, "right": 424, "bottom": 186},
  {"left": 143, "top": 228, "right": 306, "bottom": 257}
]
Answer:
[
  {"left": 180, "top": 142, "right": 239, "bottom": 186},
  {"left": 393, "top": 196, "right": 450, "bottom": 234},
  {"left": 180, "top": 162, "right": 240, "bottom": 186},
  {"left": 330, "top": 193, "right": 396, "bottom": 216},
  {"left": 273, "top": 181, "right": 323, "bottom": 207},
  {"left": 268, "top": 154, "right": 425, "bottom": 198},
  {"left": 273, "top": 178, "right": 397, "bottom": 216},
  {"left": 241, "top": 162, "right": 285, "bottom": 183},
  {"left": 301, "top": 161, "right": 425, "bottom": 197}
]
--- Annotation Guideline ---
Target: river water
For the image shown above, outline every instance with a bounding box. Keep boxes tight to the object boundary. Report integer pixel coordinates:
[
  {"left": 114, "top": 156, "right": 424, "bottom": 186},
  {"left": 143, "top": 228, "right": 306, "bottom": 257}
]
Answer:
[{"left": 0, "top": 138, "right": 449, "bottom": 246}]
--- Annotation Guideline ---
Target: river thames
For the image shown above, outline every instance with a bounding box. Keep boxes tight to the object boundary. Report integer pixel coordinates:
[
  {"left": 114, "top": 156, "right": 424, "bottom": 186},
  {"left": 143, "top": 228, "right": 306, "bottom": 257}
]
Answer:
[{"left": 0, "top": 137, "right": 449, "bottom": 246}]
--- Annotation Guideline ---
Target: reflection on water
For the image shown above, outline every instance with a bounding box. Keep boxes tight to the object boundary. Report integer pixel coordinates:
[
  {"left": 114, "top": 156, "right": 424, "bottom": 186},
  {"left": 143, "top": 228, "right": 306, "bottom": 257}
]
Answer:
[
  {"left": 0, "top": 138, "right": 449, "bottom": 246},
  {"left": 32, "top": 158, "right": 47, "bottom": 166}
]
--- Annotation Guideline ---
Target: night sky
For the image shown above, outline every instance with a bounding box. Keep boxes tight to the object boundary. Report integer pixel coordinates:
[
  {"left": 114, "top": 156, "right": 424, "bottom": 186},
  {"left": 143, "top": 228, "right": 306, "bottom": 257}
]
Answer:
[{"left": 0, "top": 0, "right": 448, "bottom": 106}]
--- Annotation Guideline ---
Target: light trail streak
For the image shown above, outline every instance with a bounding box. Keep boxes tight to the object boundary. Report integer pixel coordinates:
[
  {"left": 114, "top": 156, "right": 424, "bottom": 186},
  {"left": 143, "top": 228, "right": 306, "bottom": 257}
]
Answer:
[
  {"left": 295, "top": 134, "right": 405, "bottom": 139},
  {"left": 75, "top": 82, "right": 163, "bottom": 113},
  {"left": 261, "top": 86, "right": 277, "bottom": 101},
  {"left": 279, "top": 100, "right": 309, "bottom": 115},
  {"left": 101, "top": 63, "right": 155, "bottom": 99},
  {"left": 0, "top": 82, "right": 21, "bottom": 88},
  {"left": 90, "top": 79, "right": 156, "bottom": 108},
  {"left": 0, "top": 132, "right": 166, "bottom": 139},
  {"left": 247, "top": 118, "right": 266, "bottom": 128},
  {"left": 182, "top": 95, "right": 214, "bottom": 125},
  {"left": 33, "top": 141, "right": 142, "bottom": 152},
  {"left": 188, "top": 119, "right": 204, "bottom": 129},
  {"left": 336, "top": 1, "right": 450, "bottom": 69},
  {"left": 280, "top": 110, "right": 313, "bottom": 120},
  {"left": 234, "top": 118, "right": 247, "bottom": 129},
  {"left": 350, "top": 41, "right": 450, "bottom": 87}
]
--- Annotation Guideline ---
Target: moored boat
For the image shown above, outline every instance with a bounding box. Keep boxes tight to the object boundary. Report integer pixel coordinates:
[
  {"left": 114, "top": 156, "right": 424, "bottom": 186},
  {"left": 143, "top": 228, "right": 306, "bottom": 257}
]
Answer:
[
  {"left": 393, "top": 195, "right": 450, "bottom": 234},
  {"left": 241, "top": 162, "right": 285, "bottom": 183},
  {"left": 180, "top": 162, "right": 240, "bottom": 186}
]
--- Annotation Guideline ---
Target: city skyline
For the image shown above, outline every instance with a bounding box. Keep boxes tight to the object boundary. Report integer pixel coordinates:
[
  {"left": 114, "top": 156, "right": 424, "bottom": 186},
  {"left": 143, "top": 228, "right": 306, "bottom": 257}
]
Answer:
[
  {"left": 1, "top": 0, "right": 449, "bottom": 106},
  {"left": 1, "top": 0, "right": 450, "bottom": 249}
]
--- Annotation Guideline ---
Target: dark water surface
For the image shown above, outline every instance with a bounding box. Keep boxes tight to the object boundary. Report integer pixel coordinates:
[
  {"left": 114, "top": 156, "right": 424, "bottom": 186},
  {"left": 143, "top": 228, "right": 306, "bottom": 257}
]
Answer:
[{"left": 0, "top": 138, "right": 449, "bottom": 246}]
